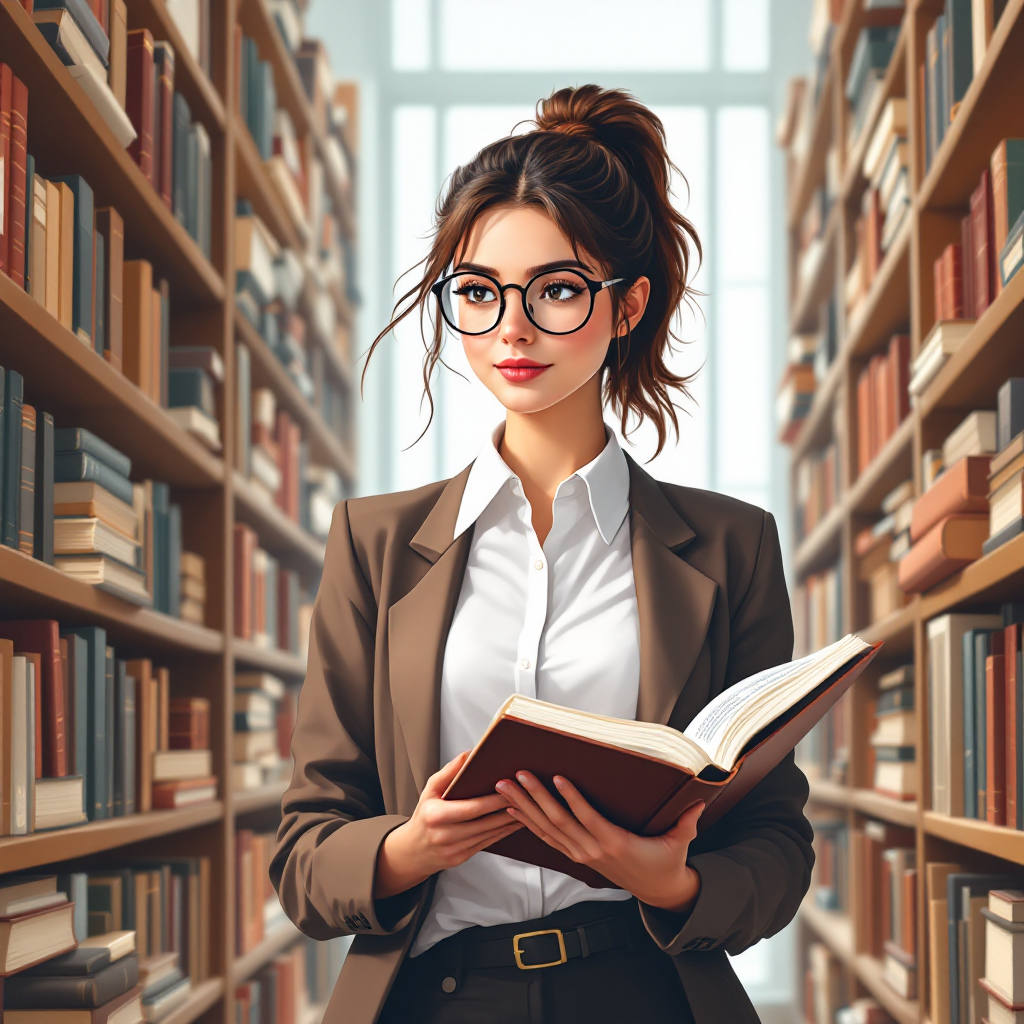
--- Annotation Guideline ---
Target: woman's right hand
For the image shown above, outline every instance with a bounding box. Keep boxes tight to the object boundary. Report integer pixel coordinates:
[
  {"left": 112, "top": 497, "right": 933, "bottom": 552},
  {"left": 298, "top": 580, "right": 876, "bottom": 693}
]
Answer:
[{"left": 374, "top": 751, "right": 523, "bottom": 900}]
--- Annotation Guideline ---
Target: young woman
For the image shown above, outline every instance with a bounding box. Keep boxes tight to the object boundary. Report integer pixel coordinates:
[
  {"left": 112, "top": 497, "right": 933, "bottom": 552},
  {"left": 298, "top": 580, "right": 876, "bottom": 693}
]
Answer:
[{"left": 271, "top": 85, "right": 813, "bottom": 1024}]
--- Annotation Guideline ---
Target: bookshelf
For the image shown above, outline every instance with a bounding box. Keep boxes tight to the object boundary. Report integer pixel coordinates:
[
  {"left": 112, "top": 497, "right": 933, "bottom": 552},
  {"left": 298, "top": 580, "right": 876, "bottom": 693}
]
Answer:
[
  {"left": 0, "top": 0, "right": 357, "bottom": 1020},
  {"left": 781, "top": 1, "right": 1024, "bottom": 1021}
]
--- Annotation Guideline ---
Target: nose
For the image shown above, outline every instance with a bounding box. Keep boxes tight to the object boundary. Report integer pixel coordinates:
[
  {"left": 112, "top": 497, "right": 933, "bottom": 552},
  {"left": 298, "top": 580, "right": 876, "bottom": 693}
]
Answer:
[{"left": 498, "top": 285, "right": 535, "bottom": 345}]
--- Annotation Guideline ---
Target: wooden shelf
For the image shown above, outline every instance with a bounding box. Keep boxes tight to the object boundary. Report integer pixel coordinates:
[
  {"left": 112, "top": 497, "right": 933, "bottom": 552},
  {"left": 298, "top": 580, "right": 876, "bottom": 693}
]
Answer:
[
  {"left": 236, "top": 307, "right": 356, "bottom": 481},
  {"left": 234, "top": 637, "right": 307, "bottom": 678},
  {"left": 235, "top": 117, "right": 305, "bottom": 254},
  {"left": 1, "top": 1, "right": 225, "bottom": 306},
  {"left": 807, "top": 777, "right": 853, "bottom": 808},
  {"left": 800, "top": 899, "right": 854, "bottom": 958},
  {"left": 163, "top": 978, "right": 225, "bottom": 1024},
  {"left": 0, "top": 801, "right": 223, "bottom": 874},
  {"left": 233, "top": 915, "right": 303, "bottom": 983},
  {"left": 0, "top": 546, "right": 225, "bottom": 655},
  {"left": 794, "top": 500, "right": 845, "bottom": 580},
  {"left": 788, "top": 68, "right": 834, "bottom": 229},
  {"left": 0, "top": 275, "right": 225, "bottom": 489},
  {"left": 852, "top": 954, "right": 919, "bottom": 1024},
  {"left": 234, "top": 471, "right": 326, "bottom": 571},
  {"left": 919, "top": 531, "right": 1024, "bottom": 621},
  {"left": 848, "top": 413, "right": 915, "bottom": 516},
  {"left": 924, "top": 811, "right": 1024, "bottom": 865},
  {"left": 791, "top": 207, "right": 839, "bottom": 335},
  {"left": 859, "top": 601, "right": 917, "bottom": 649},
  {"left": 234, "top": 780, "right": 288, "bottom": 815},
  {"left": 850, "top": 789, "right": 918, "bottom": 828}
]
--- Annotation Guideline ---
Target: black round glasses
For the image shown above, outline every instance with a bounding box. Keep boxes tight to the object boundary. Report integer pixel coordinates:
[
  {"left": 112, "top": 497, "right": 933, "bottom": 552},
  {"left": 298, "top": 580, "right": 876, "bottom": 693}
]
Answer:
[{"left": 430, "top": 267, "right": 624, "bottom": 337}]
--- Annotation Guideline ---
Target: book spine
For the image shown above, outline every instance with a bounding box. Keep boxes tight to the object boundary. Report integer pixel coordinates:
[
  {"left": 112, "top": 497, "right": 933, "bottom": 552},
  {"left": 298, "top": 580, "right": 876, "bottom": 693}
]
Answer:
[
  {"left": 159, "top": 279, "right": 169, "bottom": 407},
  {"left": 233, "top": 523, "right": 253, "bottom": 639},
  {"left": 23, "top": 152, "right": 32, "bottom": 295},
  {"left": 29, "top": 169, "right": 46, "bottom": 305},
  {"left": 34, "top": 411, "right": 54, "bottom": 563},
  {"left": 172, "top": 93, "right": 190, "bottom": 227},
  {"left": 123, "top": 671, "right": 135, "bottom": 815},
  {"left": 168, "top": 503, "right": 181, "bottom": 617},
  {"left": 154, "top": 44, "right": 174, "bottom": 210},
  {"left": 95, "top": 208, "right": 124, "bottom": 371},
  {"left": 93, "top": 226, "right": 106, "bottom": 355},
  {"left": 960, "top": 212, "right": 975, "bottom": 321},
  {"left": 3, "top": 369, "right": 24, "bottom": 548},
  {"left": 126, "top": 29, "right": 154, "bottom": 182},
  {"left": 122, "top": 259, "right": 153, "bottom": 393},
  {"left": 52, "top": 176, "right": 94, "bottom": 345},
  {"left": 18, "top": 404, "right": 36, "bottom": 556},
  {"left": 8, "top": 75, "right": 27, "bottom": 289},
  {"left": 53, "top": 452, "right": 134, "bottom": 505},
  {"left": 1007, "top": 623, "right": 1020, "bottom": 830},
  {"left": 971, "top": 175, "right": 991, "bottom": 318},
  {"left": 992, "top": 140, "right": 1009, "bottom": 289},
  {"left": 1, "top": 64, "right": 12, "bottom": 275},
  {"left": 963, "top": 631, "right": 977, "bottom": 819},
  {"left": 57, "top": 181, "right": 75, "bottom": 331},
  {"left": 104, "top": 647, "right": 114, "bottom": 817},
  {"left": 109, "top": 0, "right": 127, "bottom": 107},
  {"left": 54, "top": 427, "right": 131, "bottom": 478},
  {"left": 987, "top": 651, "right": 1007, "bottom": 825}
]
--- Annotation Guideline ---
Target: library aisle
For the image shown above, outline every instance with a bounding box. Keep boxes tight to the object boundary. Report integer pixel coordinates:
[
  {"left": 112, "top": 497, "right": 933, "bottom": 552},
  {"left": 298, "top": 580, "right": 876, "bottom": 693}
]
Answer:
[
  {"left": 0, "top": 0, "right": 355, "bottom": 1023},
  {"left": 779, "top": 1, "right": 1024, "bottom": 1023}
]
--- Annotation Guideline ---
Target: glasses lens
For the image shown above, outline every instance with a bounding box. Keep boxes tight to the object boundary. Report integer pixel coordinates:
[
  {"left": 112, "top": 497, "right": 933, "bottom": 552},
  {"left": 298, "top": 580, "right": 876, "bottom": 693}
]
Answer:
[
  {"left": 440, "top": 274, "right": 502, "bottom": 335},
  {"left": 525, "top": 270, "right": 593, "bottom": 334}
]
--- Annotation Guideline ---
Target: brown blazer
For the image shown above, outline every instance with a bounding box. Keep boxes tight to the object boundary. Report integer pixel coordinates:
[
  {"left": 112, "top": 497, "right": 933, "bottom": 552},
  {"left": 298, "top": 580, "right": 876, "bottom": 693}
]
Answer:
[{"left": 270, "top": 456, "right": 814, "bottom": 1024}]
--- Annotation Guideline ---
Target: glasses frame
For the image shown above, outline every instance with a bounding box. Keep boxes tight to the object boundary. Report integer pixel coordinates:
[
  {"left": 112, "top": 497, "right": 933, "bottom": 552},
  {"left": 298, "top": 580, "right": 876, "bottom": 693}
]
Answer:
[{"left": 430, "top": 268, "right": 625, "bottom": 337}]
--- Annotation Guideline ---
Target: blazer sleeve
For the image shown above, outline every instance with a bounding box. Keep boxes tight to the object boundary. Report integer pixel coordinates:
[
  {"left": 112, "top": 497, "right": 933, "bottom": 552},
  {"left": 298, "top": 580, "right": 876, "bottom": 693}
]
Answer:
[
  {"left": 269, "top": 501, "right": 424, "bottom": 940},
  {"left": 641, "top": 510, "right": 814, "bottom": 956}
]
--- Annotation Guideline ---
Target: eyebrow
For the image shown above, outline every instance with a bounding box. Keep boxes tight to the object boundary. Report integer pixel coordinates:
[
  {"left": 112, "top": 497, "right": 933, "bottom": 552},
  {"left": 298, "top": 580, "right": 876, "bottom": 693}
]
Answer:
[{"left": 453, "top": 259, "right": 595, "bottom": 277}]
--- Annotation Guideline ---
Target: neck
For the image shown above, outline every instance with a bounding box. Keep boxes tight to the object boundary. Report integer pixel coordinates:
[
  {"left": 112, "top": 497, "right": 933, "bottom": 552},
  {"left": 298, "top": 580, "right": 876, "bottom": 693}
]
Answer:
[{"left": 499, "top": 376, "right": 607, "bottom": 526}]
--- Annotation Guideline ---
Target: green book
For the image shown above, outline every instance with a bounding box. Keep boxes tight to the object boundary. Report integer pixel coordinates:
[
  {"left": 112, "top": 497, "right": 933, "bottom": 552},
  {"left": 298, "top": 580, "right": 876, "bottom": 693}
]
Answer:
[
  {"left": 62, "top": 626, "right": 109, "bottom": 820},
  {"left": 3, "top": 368, "right": 24, "bottom": 549}
]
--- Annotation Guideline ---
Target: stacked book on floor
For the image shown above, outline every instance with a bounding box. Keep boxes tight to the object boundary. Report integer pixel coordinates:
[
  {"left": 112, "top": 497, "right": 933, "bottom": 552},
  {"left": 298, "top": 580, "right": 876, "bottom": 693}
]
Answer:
[
  {"left": 869, "top": 664, "right": 916, "bottom": 801},
  {"left": 233, "top": 672, "right": 293, "bottom": 791},
  {"left": 854, "top": 479, "right": 912, "bottom": 624},
  {"left": 927, "top": 605, "right": 1024, "bottom": 825}
]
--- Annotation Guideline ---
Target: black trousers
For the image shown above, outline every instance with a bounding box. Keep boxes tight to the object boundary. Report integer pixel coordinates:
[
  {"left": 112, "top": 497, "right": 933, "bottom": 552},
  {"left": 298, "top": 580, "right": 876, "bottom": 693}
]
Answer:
[{"left": 379, "top": 899, "right": 697, "bottom": 1024}]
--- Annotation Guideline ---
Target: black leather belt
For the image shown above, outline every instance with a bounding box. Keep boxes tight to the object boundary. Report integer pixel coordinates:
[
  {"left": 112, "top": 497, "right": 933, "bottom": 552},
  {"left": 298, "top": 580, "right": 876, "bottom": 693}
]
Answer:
[{"left": 437, "top": 914, "right": 638, "bottom": 971}]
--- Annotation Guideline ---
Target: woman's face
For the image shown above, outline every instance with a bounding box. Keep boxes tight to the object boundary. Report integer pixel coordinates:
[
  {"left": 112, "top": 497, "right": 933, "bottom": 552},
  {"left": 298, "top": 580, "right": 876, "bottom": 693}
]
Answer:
[{"left": 452, "top": 205, "right": 648, "bottom": 416}]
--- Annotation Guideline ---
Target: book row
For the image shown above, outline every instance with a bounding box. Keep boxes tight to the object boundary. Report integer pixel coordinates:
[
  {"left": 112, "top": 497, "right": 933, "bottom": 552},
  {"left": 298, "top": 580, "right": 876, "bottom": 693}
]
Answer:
[
  {"left": 776, "top": 300, "right": 838, "bottom": 444},
  {"left": 855, "top": 334, "right": 911, "bottom": 477},
  {"left": 0, "top": 622, "right": 216, "bottom": 836},
  {"left": 855, "top": 478, "right": 913, "bottom": 626},
  {"left": 794, "top": 440, "right": 839, "bottom": 543},
  {"left": 793, "top": 562, "right": 844, "bottom": 658}
]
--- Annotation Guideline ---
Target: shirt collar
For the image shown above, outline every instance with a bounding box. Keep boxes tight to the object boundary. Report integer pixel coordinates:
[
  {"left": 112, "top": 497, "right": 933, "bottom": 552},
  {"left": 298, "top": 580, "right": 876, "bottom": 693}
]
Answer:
[{"left": 453, "top": 424, "right": 630, "bottom": 545}]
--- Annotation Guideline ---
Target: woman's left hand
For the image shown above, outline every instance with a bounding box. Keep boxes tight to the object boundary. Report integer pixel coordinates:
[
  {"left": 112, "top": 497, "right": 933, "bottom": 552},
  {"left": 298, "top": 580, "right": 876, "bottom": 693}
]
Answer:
[{"left": 496, "top": 773, "right": 703, "bottom": 915}]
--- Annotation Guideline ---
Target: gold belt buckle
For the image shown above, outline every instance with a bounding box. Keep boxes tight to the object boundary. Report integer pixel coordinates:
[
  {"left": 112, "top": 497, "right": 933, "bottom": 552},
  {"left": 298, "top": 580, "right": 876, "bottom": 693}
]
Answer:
[{"left": 513, "top": 928, "right": 567, "bottom": 970}]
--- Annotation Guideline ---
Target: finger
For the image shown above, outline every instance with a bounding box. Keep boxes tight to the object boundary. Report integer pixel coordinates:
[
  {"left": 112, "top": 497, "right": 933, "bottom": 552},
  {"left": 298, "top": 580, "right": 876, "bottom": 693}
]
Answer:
[
  {"left": 502, "top": 796, "right": 587, "bottom": 863},
  {"left": 439, "top": 807, "right": 523, "bottom": 843},
  {"left": 513, "top": 773, "right": 594, "bottom": 847},
  {"left": 429, "top": 791, "right": 512, "bottom": 823},
  {"left": 665, "top": 801, "right": 704, "bottom": 841},
  {"left": 454, "top": 821, "right": 524, "bottom": 857},
  {"left": 552, "top": 776, "right": 622, "bottom": 842},
  {"left": 505, "top": 807, "right": 576, "bottom": 859},
  {"left": 423, "top": 751, "right": 470, "bottom": 798}
]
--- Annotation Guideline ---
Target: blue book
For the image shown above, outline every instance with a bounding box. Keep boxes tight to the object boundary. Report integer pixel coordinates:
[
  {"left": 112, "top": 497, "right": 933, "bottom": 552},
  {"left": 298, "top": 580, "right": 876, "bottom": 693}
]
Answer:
[
  {"left": 33, "top": 0, "right": 110, "bottom": 65},
  {"left": 152, "top": 483, "right": 170, "bottom": 614},
  {"left": 104, "top": 647, "right": 115, "bottom": 818},
  {"left": 172, "top": 93, "right": 191, "bottom": 231},
  {"left": 944, "top": 0, "right": 974, "bottom": 110},
  {"left": 53, "top": 427, "right": 131, "bottom": 478},
  {"left": 62, "top": 626, "right": 108, "bottom": 820},
  {"left": 51, "top": 176, "right": 94, "bottom": 346},
  {"left": 845, "top": 26, "right": 900, "bottom": 103},
  {"left": 54, "top": 452, "right": 133, "bottom": 506},
  {"left": 94, "top": 228, "right": 106, "bottom": 357},
  {"left": 60, "top": 631, "right": 89, "bottom": 812},
  {"left": 168, "top": 367, "right": 214, "bottom": 417},
  {"left": 3, "top": 369, "right": 24, "bottom": 549},
  {"left": 56, "top": 873, "right": 89, "bottom": 941}
]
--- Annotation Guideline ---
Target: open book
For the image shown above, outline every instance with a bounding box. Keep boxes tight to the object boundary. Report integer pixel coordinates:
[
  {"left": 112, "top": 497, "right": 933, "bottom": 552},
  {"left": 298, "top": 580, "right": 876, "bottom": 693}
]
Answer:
[{"left": 444, "top": 634, "right": 880, "bottom": 887}]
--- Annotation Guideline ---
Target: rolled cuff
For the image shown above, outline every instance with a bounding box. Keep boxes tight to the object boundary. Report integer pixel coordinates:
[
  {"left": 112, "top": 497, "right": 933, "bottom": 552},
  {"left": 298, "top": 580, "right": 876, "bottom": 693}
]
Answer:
[{"left": 310, "top": 815, "right": 425, "bottom": 936}]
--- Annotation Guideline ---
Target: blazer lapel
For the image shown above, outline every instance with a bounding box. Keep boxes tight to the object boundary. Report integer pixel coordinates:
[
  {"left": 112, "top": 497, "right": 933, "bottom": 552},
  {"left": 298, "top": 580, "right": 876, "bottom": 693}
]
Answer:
[
  {"left": 627, "top": 457, "right": 719, "bottom": 725},
  {"left": 388, "top": 465, "right": 474, "bottom": 793}
]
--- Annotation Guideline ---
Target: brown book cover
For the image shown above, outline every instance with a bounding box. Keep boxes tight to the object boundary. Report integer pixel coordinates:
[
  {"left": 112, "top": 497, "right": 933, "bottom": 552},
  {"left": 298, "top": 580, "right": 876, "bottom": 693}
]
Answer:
[
  {"left": 1007, "top": 624, "right": 1021, "bottom": 829},
  {"left": 447, "top": 644, "right": 881, "bottom": 887},
  {"left": 44, "top": 179, "right": 60, "bottom": 318},
  {"left": 126, "top": 30, "right": 154, "bottom": 181},
  {"left": 59, "top": 638, "right": 69, "bottom": 770},
  {"left": 18, "top": 405, "right": 36, "bottom": 556},
  {"left": 903, "top": 867, "right": 918, "bottom": 959},
  {"left": 961, "top": 213, "right": 975, "bottom": 319},
  {"left": 122, "top": 259, "right": 153, "bottom": 394},
  {"left": 0, "top": 903, "right": 77, "bottom": 976},
  {"left": 1, "top": 64, "right": 11, "bottom": 275},
  {"left": 971, "top": 169, "right": 996, "bottom": 318},
  {"left": 168, "top": 697, "right": 210, "bottom": 750},
  {"left": 910, "top": 456, "right": 992, "bottom": 541},
  {"left": 22, "top": 652, "right": 43, "bottom": 779},
  {"left": 934, "top": 251, "right": 945, "bottom": 322},
  {"left": 151, "top": 775, "right": 216, "bottom": 809},
  {"left": 0, "top": 621, "right": 67, "bottom": 778},
  {"left": 153, "top": 43, "right": 174, "bottom": 209},
  {"left": 857, "top": 367, "right": 871, "bottom": 475},
  {"left": 235, "top": 830, "right": 252, "bottom": 954},
  {"left": 233, "top": 523, "right": 256, "bottom": 640},
  {"left": 0, "top": 638, "right": 12, "bottom": 835},
  {"left": 149, "top": 286, "right": 162, "bottom": 404},
  {"left": 95, "top": 208, "right": 124, "bottom": 372},
  {"left": 126, "top": 658, "right": 154, "bottom": 813},
  {"left": 898, "top": 514, "right": 989, "bottom": 593},
  {"left": 156, "top": 667, "right": 169, "bottom": 751},
  {"left": 988, "top": 653, "right": 1007, "bottom": 825},
  {"left": 109, "top": 0, "right": 128, "bottom": 107},
  {"left": 945, "top": 243, "right": 964, "bottom": 320},
  {"left": 8, "top": 75, "right": 28, "bottom": 288}
]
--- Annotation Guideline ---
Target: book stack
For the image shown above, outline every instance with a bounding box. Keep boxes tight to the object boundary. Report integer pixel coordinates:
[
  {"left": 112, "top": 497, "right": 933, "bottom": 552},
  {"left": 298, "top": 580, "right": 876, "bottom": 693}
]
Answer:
[
  {"left": 980, "top": 888, "right": 1024, "bottom": 1024},
  {"left": 776, "top": 361, "right": 817, "bottom": 443},
  {"left": 235, "top": 828, "right": 279, "bottom": 955},
  {"left": 862, "top": 98, "right": 910, "bottom": 254},
  {"left": 908, "top": 318, "right": 976, "bottom": 399},
  {"left": 793, "top": 564, "right": 844, "bottom": 657},
  {"left": 870, "top": 665, "right": 916, "bottom": 800},
  {"left": 844, "top": 15, "right": 902, "bottom": 147},
  {"left": 157, "top": 696, "right": 215, "bottom": 809},
  {"left": 856, "top": 334, "right": 911, "bottom": 476},
  {"left": 236, "top": 944, "right": 317, "bottom": 1024},
  {"left": 178, "top": 551, "right": 206, "bottom": 627},
  {"left": 810, "top": 817, "right": 848, "bottom": 912},
  {"left": 233, "top": 672, "right": 290, "bottom": 791},
  {"left": 167, "top": 345, "right": 223, "bottom": 452},
  {"left": 899, "top": 412, "right": 997, "bottom": 592},
  {"left": 53, "top": 428, "right": 147, "bottom": 604},
  {"left": 927, "top": 606, "right": 1024, "bottom": 824},
  {"left": 855, "top": 479, "right": 913, "bottom": 623},
  {"left": 805, "top": 942, "right": 848, "bottom": 1024},
  {"left": 794, "top": 443, "right": 839, "bottom": 541},
  {"left": 982, "top": 377, "right": 1024, "bottom": 554},
  {"left": 235, "top": 206, "right": 280, "bottom": 330},
  {"left": 232, "top": 524, "right": 305, "bottom": 654},
  {"left": 29, "top": 0, "right": 136, "bottom": 149},
  {"left": 0, "top": 875, "right": 78, "bottom": 977}
]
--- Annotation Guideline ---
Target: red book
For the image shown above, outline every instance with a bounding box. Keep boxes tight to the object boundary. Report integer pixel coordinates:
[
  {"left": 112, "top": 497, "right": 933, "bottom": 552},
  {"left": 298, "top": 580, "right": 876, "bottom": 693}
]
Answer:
[
  {"left": 0, "top": 620, "right": 67, "bottom": 777},
  {"left": 153, "top": 42, "right": 174, "bottom": 209},
  {"left": 168, "top": 696, "right": 210, "bottom": 750},
  {"left": 857, "top": 367, "right": 871, "bottom": 475},
  {"left": 126, "top": 29, "right": 155, "bottom": 182},
  {"left": 1007, "top": 623, "right": 1022, "bottom": 829},
  {"left": 971, "top": 169, "right": 996, "bottom": 318},
  {"left": 151, "top": 775, "right": 217, "bottom": 809},
  {"left": 0, "top": 64, "right": 12, "bottom": 275},
  {"left": 943, "top": 242, "right": 963, "bottom": 319},
  {"left": 8, "top": 75, "right": 28, "bottom": 288},
  {"left": 961, "top": 213, "right": 975, "bottom": 318},
  {"left": 233, "top": 523, "right": 256, "bottom": 640},
  {"left": 933, "top": 251, "right": 945, "bottom": 321},
  {"left": 988, "top": 652, "right": 1007, "bottom": 825}
]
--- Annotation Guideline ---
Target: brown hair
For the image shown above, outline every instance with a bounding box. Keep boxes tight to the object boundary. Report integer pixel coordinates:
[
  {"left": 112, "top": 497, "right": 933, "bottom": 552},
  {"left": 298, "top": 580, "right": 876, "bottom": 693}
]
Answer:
[{"left": 366, "top": 84, "right": 702, "bottom": 455}]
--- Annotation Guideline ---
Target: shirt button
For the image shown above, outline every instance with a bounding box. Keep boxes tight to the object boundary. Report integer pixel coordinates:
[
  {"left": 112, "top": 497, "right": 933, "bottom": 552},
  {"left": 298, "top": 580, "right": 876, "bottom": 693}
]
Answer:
[
  {"left": 442, "top": 976, "right": 457, "bottom": 993},
  {"left": 534, "top": 560, "right": 544, "bottom": 570},
  {"left": 520, "top": 658, "right": 530, "bottom": 670}
]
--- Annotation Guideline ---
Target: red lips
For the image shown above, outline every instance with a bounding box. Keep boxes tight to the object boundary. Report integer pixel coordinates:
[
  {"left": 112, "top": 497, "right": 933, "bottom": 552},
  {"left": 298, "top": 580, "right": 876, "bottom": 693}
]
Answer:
[{"left": 495, "top": 359, "right": 551, "bottom": 382}]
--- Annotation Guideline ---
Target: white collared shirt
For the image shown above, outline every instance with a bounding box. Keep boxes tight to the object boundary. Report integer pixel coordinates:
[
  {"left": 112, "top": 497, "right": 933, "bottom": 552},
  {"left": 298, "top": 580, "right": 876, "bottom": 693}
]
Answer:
[{"left": 410, "top": 426, "right": 640, "bottom": 956}]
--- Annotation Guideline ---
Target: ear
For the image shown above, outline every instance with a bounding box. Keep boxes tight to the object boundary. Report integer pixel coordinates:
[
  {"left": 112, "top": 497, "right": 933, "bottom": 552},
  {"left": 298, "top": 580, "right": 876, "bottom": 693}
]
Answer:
[{"left": 618, "top": 276, "right": 651, "bottom": 335}]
